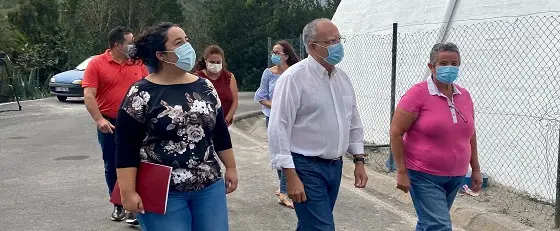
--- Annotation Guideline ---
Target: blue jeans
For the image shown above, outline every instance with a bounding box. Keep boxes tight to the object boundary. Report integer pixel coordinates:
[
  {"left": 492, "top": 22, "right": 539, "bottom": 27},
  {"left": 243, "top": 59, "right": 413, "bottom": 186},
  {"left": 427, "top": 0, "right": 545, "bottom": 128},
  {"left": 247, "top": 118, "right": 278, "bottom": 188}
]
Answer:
[
  {"left": 408, "top": 169, "right": 465, "bottom": 231},
  {"left": 266, "top": 116, "right": 287, "bottom": 194},
  {"left": 136, "top": 179, "right": 229, "bottom": 231},
  {"left": 292, "top": 153, "right": 342, "bottom": 231},
  {"left": 96, "top": 117, "right": 117, "bottom": 196},
  {"left": 277, "top": 170, "right": 287, "bottom": 194}
]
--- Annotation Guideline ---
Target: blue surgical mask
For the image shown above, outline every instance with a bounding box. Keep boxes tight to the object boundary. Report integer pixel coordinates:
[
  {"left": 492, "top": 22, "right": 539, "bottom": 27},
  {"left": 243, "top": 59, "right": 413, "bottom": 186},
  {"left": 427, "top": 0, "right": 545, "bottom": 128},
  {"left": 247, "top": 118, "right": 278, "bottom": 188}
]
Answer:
[
  {"left": 317, "top": 43, "right": 344, "bottom": 65},
  {"left": 271, "top": 54, "right": 282, "bottom": 65},
  {"left": 435, "top": 66, "right": 459, "bottom": 84},
  {"left": 163, "top": 43, "right": 196, "bottom": 71}
]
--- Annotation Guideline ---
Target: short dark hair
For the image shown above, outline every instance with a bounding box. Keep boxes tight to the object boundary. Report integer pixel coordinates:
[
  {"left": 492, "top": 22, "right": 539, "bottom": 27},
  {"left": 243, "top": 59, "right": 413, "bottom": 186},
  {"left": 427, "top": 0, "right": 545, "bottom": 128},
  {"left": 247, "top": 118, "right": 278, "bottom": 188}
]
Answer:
[
  {"left": 429, "top": 42, "right": 461, "bottom": 64},
  {"left": 275, "top": 40, "right": 300, "bottom": 66},
  {"left": 108, "top": 26, "right": 133, "bottom": 48},
  {"left": 132, "top": 22, "right": 179, "bottom": 72}
]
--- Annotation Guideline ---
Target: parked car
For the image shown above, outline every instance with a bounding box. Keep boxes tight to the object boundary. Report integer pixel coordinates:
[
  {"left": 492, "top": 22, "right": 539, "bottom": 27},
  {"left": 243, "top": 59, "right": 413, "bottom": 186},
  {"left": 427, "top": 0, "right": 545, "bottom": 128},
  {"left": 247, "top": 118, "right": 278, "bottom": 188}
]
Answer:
[{"left": 49, "top": 56, "right": 94, "bottom": 101}]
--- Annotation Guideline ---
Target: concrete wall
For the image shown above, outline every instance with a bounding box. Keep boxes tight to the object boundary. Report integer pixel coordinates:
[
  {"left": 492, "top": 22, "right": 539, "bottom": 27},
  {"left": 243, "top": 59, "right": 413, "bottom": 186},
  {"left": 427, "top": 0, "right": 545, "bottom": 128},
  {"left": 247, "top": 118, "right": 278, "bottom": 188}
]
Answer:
[{"left": 332, "top": 0, "right": 560, "bottom": 201}]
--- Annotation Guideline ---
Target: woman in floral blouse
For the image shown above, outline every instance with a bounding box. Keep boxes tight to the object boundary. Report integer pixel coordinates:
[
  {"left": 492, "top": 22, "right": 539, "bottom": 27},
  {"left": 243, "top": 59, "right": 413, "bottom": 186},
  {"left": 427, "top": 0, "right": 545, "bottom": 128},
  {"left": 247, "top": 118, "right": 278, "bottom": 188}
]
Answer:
[{"left": 114, "top": 22, "right": 238, "bottom": 231}]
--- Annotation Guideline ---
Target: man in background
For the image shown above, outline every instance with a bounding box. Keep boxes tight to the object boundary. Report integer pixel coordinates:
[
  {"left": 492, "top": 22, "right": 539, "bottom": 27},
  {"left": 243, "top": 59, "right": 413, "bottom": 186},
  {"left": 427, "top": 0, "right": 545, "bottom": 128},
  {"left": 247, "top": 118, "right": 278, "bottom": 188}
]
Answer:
[{"left": 82, "top": 26, "right": 148, "bottom": 225}]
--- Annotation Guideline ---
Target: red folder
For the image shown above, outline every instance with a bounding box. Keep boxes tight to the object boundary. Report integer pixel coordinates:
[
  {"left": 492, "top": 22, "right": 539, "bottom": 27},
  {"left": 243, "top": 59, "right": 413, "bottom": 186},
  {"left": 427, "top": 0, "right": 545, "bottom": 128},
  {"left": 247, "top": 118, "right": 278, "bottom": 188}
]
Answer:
[{"left": 110, "top": 162, "right": 173, "bottom": 214}]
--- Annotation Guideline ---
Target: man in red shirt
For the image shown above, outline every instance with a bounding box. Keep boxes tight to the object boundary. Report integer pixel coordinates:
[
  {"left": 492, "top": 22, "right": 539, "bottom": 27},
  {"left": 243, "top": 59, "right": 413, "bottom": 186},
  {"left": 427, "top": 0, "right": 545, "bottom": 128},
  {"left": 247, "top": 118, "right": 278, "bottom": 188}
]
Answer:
[{"left": 82, "top": 26, "right": 148, "bottom": 224}]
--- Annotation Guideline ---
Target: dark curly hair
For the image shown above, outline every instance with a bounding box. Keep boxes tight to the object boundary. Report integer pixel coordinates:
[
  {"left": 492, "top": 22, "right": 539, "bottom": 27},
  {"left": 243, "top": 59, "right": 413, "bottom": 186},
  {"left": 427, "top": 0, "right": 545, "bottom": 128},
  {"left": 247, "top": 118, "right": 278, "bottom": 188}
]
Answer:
[{"left": 131, "top": 22, "right": 180, "bottom": 72}]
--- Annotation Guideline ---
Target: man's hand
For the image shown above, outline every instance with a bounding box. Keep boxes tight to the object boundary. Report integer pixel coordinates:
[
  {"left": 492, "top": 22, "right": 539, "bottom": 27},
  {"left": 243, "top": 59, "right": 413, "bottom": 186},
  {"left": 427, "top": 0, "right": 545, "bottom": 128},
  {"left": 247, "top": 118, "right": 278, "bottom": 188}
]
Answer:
[
  {"left": 396, "top": 171, "right": 411, "bottom": 193},
  {"left": 354, "top": 163, "right": 368, "bottom": 188},
  {"left": 224, "top": 167, "right": 238, "bottom": 194},
  {"left": 471, "top": 170, "right": 483, "bottom": 193},
  {"left": 96, "top": 118, "right": 115, "bottom": 134},
  {"left": 283, "top": 168, "right": 307, "bottom": 203},
  {"left": 121, "top": 191, "right": 144, "bottom": 214}
]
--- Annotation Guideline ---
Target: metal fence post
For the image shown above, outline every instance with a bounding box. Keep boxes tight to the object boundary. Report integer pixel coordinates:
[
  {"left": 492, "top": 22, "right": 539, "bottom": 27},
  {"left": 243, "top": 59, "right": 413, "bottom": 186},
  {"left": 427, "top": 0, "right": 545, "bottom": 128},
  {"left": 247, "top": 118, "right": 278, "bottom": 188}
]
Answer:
[
  {"left": 267, "top": 37, "right": 272, "bottom": 67},
  {"left": 387, "top": 22, "right": 398, "bottom": 172},
  {"left": 300, "top": 34, "right": 304, "bottom": 59},
  {"left": 555, "top": 127, "right": 560, "bottom": 228}
]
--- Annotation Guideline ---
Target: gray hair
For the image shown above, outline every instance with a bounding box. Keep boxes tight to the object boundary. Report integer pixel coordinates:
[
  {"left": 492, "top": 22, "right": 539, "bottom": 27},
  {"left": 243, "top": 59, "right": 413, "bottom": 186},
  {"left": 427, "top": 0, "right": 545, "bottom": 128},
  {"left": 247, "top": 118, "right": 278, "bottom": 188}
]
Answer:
[
  {"left": 302, "top": 18, "right": 331, "bottom": 51},
  {"left": 429, "top": 42, "right": 461, "bottom": 64}
]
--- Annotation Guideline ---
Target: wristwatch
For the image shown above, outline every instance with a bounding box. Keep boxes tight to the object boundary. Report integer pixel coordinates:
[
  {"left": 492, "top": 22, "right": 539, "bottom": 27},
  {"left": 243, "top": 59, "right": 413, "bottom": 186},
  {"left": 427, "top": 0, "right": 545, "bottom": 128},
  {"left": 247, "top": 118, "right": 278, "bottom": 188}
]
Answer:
[{"left": 353, "top": 157, "right": 365, "bottom": 164}]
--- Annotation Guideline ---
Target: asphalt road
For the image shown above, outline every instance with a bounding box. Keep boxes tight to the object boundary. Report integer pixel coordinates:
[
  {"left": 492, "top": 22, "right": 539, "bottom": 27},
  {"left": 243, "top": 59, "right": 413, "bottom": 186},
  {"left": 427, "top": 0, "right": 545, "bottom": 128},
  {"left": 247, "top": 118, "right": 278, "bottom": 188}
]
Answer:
[{"left": 0, "top": 93, "right": 415, "bottom": 231}]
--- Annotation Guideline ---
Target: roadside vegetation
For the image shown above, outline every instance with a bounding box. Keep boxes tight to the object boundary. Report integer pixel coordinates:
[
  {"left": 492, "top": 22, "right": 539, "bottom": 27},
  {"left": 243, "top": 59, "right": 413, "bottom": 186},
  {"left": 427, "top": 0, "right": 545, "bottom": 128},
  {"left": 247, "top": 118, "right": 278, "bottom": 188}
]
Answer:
[{"left": 0, "top": 0, "right": 340, "bottom": 102}]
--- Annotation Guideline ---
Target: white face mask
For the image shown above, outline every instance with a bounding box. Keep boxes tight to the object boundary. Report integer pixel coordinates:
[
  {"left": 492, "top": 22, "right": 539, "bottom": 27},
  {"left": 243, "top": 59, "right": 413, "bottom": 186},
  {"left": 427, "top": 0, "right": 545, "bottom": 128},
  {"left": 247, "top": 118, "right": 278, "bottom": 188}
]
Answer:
[{"left": 207, "top": 63, "right": 223, "bottom": 73}]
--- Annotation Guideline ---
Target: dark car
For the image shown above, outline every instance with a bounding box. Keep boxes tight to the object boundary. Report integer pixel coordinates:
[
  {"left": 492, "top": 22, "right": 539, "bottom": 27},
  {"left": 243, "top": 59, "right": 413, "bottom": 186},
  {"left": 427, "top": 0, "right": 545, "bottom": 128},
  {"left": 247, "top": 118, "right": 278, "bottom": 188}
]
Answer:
[{"left": 49, "top": 56, "right": 93, "bottom": 101}]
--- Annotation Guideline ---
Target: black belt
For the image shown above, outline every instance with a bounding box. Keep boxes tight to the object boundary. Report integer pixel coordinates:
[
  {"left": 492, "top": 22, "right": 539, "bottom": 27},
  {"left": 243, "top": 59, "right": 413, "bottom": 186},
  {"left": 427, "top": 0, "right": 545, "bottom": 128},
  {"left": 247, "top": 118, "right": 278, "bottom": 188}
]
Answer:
[{"left": 292, "top": 153, "right": 342, "bottom": 164}]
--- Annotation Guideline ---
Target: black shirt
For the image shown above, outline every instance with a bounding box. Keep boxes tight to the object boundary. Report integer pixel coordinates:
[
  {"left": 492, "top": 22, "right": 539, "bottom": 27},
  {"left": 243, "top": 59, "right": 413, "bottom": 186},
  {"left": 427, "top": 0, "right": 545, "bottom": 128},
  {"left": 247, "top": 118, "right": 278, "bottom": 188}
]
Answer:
[{"left": 115, "top": 77, "right": 232, "bottom": 192}]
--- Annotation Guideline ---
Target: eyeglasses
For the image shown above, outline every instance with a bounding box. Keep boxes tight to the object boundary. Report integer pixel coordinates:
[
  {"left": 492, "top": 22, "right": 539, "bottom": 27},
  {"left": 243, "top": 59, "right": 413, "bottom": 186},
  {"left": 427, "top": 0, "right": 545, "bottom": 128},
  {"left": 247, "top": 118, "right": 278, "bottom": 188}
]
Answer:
[
  {"left": 449, "top": 104, "right": 468, "bottom": 123},
  {"left": 313, "top": 36, "right": 346, "bottom": 45}
]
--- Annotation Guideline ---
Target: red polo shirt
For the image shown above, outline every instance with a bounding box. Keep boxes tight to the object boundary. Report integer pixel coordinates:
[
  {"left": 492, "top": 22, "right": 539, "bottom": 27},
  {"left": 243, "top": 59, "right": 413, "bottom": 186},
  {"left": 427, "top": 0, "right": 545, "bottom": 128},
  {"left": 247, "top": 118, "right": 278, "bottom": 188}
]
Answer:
[{"left": 82, "top": 50, "right": 149, "bottom": 119}]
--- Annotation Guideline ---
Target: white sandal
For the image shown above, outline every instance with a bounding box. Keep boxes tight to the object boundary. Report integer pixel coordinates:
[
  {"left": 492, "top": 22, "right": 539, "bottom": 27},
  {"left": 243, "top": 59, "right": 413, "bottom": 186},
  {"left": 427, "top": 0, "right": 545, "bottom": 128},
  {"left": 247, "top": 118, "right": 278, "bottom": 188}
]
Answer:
[{"left": 277, "top": 195, "right": 294, "bottom": 209}]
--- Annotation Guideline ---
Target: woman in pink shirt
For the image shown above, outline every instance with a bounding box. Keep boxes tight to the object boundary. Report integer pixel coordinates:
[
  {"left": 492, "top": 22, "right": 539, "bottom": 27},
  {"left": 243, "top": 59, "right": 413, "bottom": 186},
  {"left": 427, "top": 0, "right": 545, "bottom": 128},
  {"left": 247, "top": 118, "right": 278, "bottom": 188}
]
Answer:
[{"left": 390, "top": 42, "right": 483, "bottom": 231}]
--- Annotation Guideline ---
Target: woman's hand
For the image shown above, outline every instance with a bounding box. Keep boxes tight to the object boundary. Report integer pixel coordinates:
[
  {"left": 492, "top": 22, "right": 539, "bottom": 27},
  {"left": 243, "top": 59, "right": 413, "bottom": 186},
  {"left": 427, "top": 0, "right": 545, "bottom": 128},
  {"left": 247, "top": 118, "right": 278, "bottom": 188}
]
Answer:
[
  {"left": 225, "top": 114, "right": 233, "bottom": 126},
  {"left": 471, "top": 170, "right": 483, "bottom": 193},
  {"left": 121, "top": 191, "right": 144, "bottom": 214},
  {"left": 224, "top": 168, "right": 238, "bottom": 194},
  {"left": 396, "top": 171, "right": 411, "bottom": 193}
]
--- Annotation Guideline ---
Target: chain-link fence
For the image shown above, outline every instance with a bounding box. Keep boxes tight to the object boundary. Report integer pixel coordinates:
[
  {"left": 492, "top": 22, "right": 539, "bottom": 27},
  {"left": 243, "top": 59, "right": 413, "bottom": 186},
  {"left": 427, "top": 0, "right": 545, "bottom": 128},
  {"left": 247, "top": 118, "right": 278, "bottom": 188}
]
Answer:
[
  {"left": 267, "top": 35, "right": 307, "bottom": 66},
  {"left": 339, "top": 15, "right": 560, "bottom": 229}
]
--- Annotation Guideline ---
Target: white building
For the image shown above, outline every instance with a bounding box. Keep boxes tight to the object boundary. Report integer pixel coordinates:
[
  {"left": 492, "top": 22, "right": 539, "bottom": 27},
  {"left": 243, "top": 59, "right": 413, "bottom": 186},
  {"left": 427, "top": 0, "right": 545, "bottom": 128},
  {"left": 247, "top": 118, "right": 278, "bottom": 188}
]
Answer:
[{"left": 332, "top": 0, "right": 560, "bottom": 201}]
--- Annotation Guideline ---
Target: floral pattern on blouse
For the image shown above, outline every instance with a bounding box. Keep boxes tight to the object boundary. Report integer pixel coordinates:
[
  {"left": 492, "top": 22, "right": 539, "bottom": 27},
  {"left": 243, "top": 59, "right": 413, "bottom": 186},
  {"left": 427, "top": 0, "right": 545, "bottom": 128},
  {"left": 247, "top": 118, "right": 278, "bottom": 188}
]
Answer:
[{"left": 117, "top": 78, "right": 232, "bottom": 192}]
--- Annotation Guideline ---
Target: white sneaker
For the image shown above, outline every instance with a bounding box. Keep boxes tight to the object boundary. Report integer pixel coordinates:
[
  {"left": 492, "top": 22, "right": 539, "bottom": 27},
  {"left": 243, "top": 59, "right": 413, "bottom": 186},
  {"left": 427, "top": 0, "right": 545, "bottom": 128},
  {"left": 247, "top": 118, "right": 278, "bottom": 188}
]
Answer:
[{"left": 124, "top": 211, "right": 139, "bottom": 225}]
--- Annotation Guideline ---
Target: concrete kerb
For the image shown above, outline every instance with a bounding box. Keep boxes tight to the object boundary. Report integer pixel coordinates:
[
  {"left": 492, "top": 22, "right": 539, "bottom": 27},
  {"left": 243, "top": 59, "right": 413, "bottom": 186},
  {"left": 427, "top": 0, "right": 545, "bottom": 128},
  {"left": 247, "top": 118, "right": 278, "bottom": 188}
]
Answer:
[
  {"left": 233, "top": 112, "right": 537, "bottom": 231},
  {"left": 232, "top": 110, "right": 263, "bottom": 123},
  {"left": 340, "top": 163, "right": 536, "bottom": 231},
  {"left": 0, "top": 97, "right": 51, "bottom": 107}
]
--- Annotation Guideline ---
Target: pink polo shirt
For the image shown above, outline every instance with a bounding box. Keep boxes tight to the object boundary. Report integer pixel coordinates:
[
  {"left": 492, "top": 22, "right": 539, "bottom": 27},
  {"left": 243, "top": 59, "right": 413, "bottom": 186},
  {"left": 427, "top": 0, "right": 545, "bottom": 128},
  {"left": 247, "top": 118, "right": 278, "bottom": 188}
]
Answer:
[{"left": 397, "top": 77, "right": 475, "bottom": 176}]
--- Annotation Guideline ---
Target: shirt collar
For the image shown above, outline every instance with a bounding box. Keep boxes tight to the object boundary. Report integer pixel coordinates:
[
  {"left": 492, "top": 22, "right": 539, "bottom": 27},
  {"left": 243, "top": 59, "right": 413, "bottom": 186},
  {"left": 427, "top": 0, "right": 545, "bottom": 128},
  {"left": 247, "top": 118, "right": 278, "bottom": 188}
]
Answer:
[
  {"left": 309, "top": 55, "right": 337, "bottom": 79},
  {"left": 427, "top": 76, "right": 462, "bottom": 96},
  {"left": 103, "top": 49, "right": 113, "bottom": 62}
]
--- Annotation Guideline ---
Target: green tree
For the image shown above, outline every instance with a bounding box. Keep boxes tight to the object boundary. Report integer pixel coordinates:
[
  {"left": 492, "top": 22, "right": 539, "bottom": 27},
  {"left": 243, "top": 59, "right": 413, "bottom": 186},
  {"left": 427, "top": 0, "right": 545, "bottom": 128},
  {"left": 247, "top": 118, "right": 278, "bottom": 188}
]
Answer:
[
  {"left": 203, "top": 0, "right": 340, "bottom": 91},
  {"left": 181, "top": 0, "right": 214, "bottom": 55},
  {"left": 0, "top": 19, "right": 26, "bottom": 54},
  {"left": 0, "top": 0, "right": 341, "bottom": 102},
  {"left": 63, "top": 0, "right": 185, "bottom": 66},
  {"left": 8, "top": 0, "right": 62, "bottom": 44},
  {"left": 7, "top": 0, "right": 67, "bottom": 78}
]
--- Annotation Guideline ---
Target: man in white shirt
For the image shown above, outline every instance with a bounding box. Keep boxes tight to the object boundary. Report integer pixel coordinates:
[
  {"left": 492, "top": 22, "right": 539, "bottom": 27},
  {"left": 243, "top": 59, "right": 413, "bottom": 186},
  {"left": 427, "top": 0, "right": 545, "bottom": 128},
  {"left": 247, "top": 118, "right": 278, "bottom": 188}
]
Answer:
[{"left": 268, "top": 18, "right": 368, "bottom": 231}]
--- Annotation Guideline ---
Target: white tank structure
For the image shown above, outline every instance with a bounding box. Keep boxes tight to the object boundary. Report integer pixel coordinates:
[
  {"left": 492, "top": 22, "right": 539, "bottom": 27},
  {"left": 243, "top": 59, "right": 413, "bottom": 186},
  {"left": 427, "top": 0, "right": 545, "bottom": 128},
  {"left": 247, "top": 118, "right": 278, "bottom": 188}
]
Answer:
[{"left": 332, "top": 0, "right": 560, "bottom": 202}]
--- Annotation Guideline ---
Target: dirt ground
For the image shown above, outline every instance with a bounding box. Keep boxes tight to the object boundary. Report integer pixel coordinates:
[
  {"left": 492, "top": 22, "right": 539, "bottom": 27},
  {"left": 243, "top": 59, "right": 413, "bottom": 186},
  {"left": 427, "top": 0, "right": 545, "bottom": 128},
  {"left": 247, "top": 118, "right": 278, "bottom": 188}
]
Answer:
[{"left": 364, "top": 147, "right": 556, "bottom": 230}]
